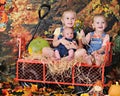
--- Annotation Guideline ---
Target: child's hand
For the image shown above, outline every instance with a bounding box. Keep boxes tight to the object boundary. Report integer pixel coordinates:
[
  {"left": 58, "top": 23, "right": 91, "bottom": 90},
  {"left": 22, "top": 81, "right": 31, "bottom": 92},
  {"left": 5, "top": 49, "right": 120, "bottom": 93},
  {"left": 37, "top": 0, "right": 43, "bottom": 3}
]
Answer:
[
  {"left": 96, "top": 48, "right": 104, "bottom": 54},
  {"left": 60, "top": 39, "right": 77, "bottom": 49},
  {"left": 82, "top": 37, "right": 89, "bottom": 45},
  {"left": 68, "top": 42, "right": 78, "bottom": 49},
  {"left": 80, "top": 30, "right": 88, "bottom": 44},
  {"left": 80, "top": 29, "right": 85, "bottom": 37},
  {"left": 92, "top": 51, "right": 98, "bottom": 55},
  {"left": 60, "top": 37, "right": 69, "bottom": 45}
]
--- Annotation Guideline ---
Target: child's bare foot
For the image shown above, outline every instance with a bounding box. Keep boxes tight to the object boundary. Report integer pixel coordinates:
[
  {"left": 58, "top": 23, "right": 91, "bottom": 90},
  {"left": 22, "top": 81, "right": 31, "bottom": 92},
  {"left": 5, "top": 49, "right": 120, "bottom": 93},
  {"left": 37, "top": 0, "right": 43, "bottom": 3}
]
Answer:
[
  {"left": 95, "top": 55, "right": 102, "bottom": 66},
  {"left": 85, "top": 55, "right": 92, "bottom": 66},
  {"left": 54, "top": 50, "right": 61, "bottom": 60},
  {"left": 50, "top": 56, "right": 60, "bottom": 61}
]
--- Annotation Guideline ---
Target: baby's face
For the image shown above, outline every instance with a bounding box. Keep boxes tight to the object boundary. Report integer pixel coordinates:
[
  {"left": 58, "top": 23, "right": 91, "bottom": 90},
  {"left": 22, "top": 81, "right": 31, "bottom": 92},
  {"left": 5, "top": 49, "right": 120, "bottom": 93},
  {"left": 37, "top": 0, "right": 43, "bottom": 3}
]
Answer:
[{"left": 63, "top": 28, "right": 74, "bottom": 39}]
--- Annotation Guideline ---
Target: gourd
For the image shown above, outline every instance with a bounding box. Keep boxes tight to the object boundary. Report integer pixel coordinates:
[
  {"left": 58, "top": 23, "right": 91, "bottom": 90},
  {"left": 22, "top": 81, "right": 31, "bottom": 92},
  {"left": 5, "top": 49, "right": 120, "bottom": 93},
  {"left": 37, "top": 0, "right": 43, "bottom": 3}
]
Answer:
[
  {"left": 28, "top": 37, "right": 50, "bottom": 55},
  {"left": 112, "top": 33, "right": 120, "bottom": 53},
  {"left": 108, "top": 82, "right": 120, "bottom": 96}
]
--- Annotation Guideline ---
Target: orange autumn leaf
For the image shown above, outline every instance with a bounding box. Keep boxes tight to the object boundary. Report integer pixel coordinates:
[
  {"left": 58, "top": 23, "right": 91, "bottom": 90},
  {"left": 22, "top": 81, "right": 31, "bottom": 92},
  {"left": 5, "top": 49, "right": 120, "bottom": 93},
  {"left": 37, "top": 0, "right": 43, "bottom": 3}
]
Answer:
[
  {"left": 110, "top": 0, "right": 118, "bottom": 6},
  {"left": 54, "top": 93, "right": 63, "bottom": 96},
  {"left": 0, "top": 5, "right": 4, "bottom": 10},
  {"left": 2, "top": 89, "right": 9, "bottom": 96},
  {"left": 0, "top": 12, "right": 8, "bottom": 23},
  {"left": 13, "top": 85, "right": 23, "bottom": 92},
  {"left": 0, "top": 0, "right": 6, "bottom": 4},
  {"left": 22, "top": 90, "right": 32, "bottom": 96}
]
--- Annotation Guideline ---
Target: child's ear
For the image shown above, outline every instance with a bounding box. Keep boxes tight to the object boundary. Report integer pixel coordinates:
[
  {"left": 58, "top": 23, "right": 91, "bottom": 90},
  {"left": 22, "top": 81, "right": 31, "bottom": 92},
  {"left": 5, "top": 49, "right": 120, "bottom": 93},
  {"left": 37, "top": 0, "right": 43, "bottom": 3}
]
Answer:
[
  {"left": 105, "top": 23, "right": 107, "bottom": 28},
  {"left": 61, "top": 18, "right": 64, "bottom": 24},
  {"left": 92, "top": 24, "right": 95, "bottom": 29}
]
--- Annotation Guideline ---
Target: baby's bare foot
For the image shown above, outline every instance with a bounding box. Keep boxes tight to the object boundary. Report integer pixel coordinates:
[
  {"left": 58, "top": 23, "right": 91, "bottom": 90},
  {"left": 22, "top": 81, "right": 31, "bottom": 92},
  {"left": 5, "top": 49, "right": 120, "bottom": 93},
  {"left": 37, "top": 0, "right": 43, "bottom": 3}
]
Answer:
[
  {"left": 67, "top": 57, "right": 72, "bottom": 61},
  {"left": 67, "top": 55, "right": 74, "bottom": 61},
  {"left": 55, "top": 57, "right": 61, "bottom": 60}
]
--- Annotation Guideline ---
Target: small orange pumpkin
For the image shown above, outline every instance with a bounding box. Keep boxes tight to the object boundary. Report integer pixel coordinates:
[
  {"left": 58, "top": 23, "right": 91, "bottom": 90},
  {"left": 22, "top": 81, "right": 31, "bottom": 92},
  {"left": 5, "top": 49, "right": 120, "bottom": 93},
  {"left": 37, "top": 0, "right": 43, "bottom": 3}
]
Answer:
[{"left": 108, "top": 82, "right": 120, "bottom": 96}]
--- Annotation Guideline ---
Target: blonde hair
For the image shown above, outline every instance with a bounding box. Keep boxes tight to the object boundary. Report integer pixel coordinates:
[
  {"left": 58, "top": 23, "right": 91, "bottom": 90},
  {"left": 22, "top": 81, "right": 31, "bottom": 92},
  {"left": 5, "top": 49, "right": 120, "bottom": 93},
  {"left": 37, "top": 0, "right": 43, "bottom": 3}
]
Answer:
[
  {"left": 92, "top": 14, "right": 107, "bottom": 23},
  {"left": 61, "top": 9, "right": 77, "bottom": 19}
]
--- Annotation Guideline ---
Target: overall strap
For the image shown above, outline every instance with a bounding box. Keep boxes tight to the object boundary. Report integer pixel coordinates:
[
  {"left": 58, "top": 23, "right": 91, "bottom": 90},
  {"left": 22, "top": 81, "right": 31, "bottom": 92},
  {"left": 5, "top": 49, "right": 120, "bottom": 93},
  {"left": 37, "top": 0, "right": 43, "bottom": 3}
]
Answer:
[
  {"left": 90, "top": 32, "right": 106, "bottom": 39},
  {"left": 60, "top": 26, "right": 64, "bottom": 33}
]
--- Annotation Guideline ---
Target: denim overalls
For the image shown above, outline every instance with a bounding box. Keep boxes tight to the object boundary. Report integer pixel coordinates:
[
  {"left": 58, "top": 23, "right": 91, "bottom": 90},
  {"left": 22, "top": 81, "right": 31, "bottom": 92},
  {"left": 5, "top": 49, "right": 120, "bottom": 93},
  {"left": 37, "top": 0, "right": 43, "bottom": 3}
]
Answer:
[{"left": 87, "top": 32, "right": 106, "bottom": 54}]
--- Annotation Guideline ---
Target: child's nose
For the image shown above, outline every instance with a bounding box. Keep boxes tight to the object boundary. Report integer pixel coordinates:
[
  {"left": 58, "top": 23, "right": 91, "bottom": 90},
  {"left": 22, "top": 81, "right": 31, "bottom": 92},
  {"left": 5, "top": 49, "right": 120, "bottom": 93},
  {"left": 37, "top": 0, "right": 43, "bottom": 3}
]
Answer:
[
  {"left": 70, "top": 19, "right": 73, "bottom": 21},
  {"left": 99, "top": 23, "right": 103, "bottom": 26}
]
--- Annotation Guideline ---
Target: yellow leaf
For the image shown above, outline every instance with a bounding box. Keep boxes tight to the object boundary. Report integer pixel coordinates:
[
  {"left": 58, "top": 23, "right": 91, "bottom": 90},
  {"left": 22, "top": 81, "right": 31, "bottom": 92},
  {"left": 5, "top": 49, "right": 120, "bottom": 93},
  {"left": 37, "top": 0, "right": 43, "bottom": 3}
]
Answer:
[
  {"left": 31, "top": 84, "right": 38, "bottom": 92},
  {"left": 67, "top": 86, "right": 74, "bottom": 89},
  {"left": 80, "top": 93, "right": 89, "bottom": 96}
]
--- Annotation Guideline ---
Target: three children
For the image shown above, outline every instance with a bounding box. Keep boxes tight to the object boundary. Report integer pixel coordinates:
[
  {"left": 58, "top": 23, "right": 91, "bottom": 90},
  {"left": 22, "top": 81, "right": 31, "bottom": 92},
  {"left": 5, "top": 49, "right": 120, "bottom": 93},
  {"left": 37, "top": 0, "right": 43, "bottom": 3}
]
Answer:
[{"left": 42, "top": 9, "right": 110, "bottom": 66}]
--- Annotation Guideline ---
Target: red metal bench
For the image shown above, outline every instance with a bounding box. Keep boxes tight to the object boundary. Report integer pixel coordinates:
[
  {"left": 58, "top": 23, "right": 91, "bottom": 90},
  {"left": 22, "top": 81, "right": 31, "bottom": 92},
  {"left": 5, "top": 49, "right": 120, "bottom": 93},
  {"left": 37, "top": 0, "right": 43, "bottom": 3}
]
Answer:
[{"left": 15, "top": 37, "right": 112, "bottom": 87}]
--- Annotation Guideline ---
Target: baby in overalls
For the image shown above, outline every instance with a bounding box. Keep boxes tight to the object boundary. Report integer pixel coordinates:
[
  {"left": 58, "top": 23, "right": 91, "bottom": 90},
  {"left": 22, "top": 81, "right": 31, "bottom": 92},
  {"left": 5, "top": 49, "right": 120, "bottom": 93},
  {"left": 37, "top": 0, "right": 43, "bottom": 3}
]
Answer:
[{"left": 54, "top": 27, "right": 77, "bottom": 60}]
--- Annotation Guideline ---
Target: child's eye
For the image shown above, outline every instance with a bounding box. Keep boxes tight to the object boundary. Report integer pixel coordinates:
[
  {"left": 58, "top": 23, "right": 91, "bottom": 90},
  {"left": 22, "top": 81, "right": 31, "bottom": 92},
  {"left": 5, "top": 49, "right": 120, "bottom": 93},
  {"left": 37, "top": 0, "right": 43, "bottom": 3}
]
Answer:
[
  {"left": 96, "top": 22, "right": 99, "bottom": 24},
  {"left": 102, "top": 22, "right": 105, "bottom": 24},
  {"left": 71, "top": 18, "right": 75, "bottom": 20}
]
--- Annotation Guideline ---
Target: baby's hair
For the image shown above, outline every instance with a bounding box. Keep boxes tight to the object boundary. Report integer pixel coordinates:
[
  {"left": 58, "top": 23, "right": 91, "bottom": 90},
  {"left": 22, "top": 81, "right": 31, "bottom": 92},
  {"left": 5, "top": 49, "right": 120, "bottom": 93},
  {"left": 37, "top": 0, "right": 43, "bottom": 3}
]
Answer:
[{"left": 62, "top": 27, "right": 74, "bottom": 37}]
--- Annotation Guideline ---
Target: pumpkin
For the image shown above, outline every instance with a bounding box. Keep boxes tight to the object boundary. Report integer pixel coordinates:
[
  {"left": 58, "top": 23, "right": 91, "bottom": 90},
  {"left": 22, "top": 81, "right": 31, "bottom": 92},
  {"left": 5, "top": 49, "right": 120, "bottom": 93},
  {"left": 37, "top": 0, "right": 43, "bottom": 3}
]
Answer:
[
  {"left": 93, "top": 80, "right": 103, "bottom": 92},
  {"left": 108, "top": 82, "right": 120, "bottom": 96}
]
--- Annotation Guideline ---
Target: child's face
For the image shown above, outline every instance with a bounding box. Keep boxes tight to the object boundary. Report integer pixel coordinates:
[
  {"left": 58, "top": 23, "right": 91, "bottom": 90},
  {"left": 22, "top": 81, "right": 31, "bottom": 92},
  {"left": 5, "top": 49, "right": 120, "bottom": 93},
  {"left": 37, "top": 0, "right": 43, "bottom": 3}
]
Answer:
[
  {"left": 61, "top": 11, "right": 76, "bottom": 28},
  {"left": 63, "top": 28, "right": 74, "bottom": 39},
  {"left": 92, "top": 16, "right": 107, "bottom": 32}
]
